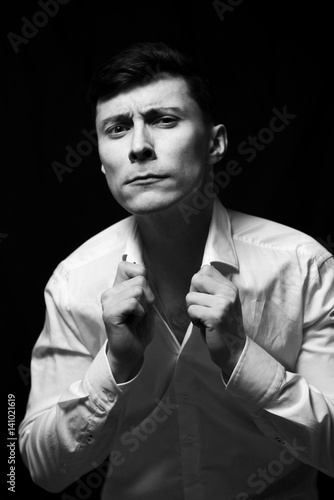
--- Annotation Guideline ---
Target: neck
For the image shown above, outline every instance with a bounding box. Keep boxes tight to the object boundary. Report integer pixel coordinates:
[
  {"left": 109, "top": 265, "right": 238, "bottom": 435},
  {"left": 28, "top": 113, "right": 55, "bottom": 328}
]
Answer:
[{"left": 135, "top": 196, "right": 213, "bottom": 291}]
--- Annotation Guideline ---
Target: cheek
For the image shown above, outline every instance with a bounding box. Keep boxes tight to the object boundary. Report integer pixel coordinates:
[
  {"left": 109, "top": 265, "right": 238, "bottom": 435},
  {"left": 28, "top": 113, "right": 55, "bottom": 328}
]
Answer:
[
  {"left": 99, "top": 145, "right": 125, "bottom": 184},
  {"left": 165, "top": 130, "right": 208, "bottom": 178},
  {"left": 99, "top": 143, "right": 118, "bottom": 170}
]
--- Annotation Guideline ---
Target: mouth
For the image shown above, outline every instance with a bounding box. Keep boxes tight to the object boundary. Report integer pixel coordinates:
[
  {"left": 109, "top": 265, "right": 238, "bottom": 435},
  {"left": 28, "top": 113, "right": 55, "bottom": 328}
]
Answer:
[{"left": 126, "top": 175, "right": 168, "bottom": 185}]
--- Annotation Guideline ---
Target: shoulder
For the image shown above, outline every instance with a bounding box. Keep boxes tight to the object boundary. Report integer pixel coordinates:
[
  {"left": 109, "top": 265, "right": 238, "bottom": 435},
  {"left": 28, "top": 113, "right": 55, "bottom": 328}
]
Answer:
[
  {"left": 53, "top": 215, "right": 134, "bottom": 279},
  {"left": 226, "top": 208, "right": 332, "bottom": 266}
]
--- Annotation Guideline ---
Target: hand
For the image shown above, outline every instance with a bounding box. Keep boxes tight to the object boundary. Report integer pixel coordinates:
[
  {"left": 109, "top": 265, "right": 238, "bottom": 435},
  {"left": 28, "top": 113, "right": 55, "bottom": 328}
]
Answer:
[
  {"left": 186, "top": 265, "right": 246, "bottom": 378},
  {"left": 101, "top": 260, "right": 155, "bottom": 382}
]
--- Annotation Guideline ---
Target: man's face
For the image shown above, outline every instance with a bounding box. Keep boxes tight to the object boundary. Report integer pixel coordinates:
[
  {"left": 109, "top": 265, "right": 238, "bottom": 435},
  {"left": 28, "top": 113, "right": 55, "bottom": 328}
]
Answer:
[{"left": 96, "top": 74, "right": 215, "bottom": 215}]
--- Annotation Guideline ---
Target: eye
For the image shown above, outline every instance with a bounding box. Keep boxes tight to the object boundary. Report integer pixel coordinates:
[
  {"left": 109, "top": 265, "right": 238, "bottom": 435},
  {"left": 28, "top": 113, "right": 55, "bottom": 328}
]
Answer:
[
  {"left": 106, "top": 125, "right": 130, "bottom": 136},
  {"left": 153, "top": 116, "right": 179, "bottom": 127}
]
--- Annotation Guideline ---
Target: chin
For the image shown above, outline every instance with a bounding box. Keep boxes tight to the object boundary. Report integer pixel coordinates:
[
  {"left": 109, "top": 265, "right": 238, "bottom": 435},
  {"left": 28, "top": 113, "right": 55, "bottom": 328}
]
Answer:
[{"left": 118, "top": 191, "right": 186, "bottom": 216}]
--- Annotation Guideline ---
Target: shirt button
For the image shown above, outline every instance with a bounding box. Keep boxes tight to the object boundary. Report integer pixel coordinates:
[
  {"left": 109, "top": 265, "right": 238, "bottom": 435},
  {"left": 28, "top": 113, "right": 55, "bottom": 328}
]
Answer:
[
  {"left": 186, "top": 435, "right": 194, "bottom": 443},
  {"left": 182, "top": 393, "right": 190, "bottom": 401},
  {"left": 275, "top": 436, "right": 285, "bottom": 445},
  {"left": 107, "top": 392, "right": 116, "bottom": 402},
  {"left": 86, "top": 435, "right": 93, "bottom": 444}
]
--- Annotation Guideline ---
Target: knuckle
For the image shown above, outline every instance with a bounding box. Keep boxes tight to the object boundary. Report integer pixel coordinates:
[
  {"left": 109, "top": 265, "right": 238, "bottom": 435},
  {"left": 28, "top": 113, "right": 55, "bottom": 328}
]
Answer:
[
  {"left": 228, "top": 288, "right": 239, "bottom": 305},
  {"left": 133, "top": 285, "right": 144, "bottom": 299},
  {"left": 129, "top": 297, "right": 139, "bottom": 309},
  {"left": 192, "top": 273, "right": 202, "bottom": 286},
  {"left": 214, "top": 308, "right": 224, "bottom": 322},
  {"left": 213, "top": 303, "right": 226, "bottom": 319},
  {"left": 147, "top": 291, "right": 155, "bottom": 304},
  {"left": 218, "top": 285, "right": 238, "bottom": 303},
  {"left": 187, "top": 304, "right": 195, "bottom": 315},
  {"left": 134, "top": 275, "right": 146, "bottom": 287},
  {"left": 228, "top": 281, "right": 238, "bottom": 296},
  {"left": 185, "top": 292, "right": 194, "bottom": 305},
  {"left": 118, "top": 260, "right": 127, "bottom": 272},
  {"left": 101, "top": 288, "right": 115, "bottom": 304}
]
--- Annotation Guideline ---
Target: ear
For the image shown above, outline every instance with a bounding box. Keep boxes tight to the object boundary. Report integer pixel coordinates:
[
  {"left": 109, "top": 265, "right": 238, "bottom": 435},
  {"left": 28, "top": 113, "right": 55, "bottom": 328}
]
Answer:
[
  {"left": 207, "top": 124, "right": 227, "bottom": 165},
  {"left": 101, "top": 164, "right": 106, "bottom": 174}
]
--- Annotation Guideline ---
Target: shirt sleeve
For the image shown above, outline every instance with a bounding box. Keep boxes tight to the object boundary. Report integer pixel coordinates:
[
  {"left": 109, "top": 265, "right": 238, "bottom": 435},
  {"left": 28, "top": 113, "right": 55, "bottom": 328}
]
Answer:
[
  {"left": 225, "top": 253, "right": 334, "bottom": 478},
  {"left": 18, "top": 265, "right": 139, "bottom": 493}
]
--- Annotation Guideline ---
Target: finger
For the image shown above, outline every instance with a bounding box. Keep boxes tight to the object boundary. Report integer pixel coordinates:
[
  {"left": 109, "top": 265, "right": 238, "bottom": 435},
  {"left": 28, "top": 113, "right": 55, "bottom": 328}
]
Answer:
[
  {"left": 117, "top": 275, "right": 155, "bottom": 304},
  {"left": 185, "top": 291, "right": 213, "bottom": 308},
  {"left": 104, "top": 297, "right": 146, "bottom": 326},
  {"left": 113, "top": 260, "right": 146, "bottom": 285},
  {"left": 186, "top": 291, "right": 239, "bottom": 317},
  {"left": 199, "top": 265, "right": 234, "bottom": 285},
  {"left": 102, "top": 276, "right": 155, "bottom": 310},
  {"left": 190, "top": 268, "right": 236, "bottom": 295},
  {"left": 187, "top": 304, "right": 211, "bottom": 327},
  {"left": 189, "top": 272, "right": 224, "bottom": 294},
  {"left": 133, "top": 275, "right": 155, "bottom": 305},
  {"left": 198, "top": 264, "right": 227, "bottom": 281}
]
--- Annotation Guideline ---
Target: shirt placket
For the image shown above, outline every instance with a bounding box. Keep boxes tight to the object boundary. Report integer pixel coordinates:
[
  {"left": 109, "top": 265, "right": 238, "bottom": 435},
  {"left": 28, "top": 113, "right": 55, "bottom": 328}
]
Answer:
[{"left": 174, "top": 328, "right": 204, "bottom": 500}]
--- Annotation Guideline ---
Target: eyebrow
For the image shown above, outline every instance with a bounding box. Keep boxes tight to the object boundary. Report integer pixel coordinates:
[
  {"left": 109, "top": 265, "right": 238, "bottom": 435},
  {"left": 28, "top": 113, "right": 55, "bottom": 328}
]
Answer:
[{"left": 98, "top": 106, "right": 184, "bottom": 129}]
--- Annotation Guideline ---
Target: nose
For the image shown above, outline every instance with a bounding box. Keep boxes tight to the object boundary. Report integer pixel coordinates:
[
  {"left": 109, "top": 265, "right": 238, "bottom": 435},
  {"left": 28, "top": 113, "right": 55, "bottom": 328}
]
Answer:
[{"left": 128, "top": 124, "right": 156, "bottom": 163}]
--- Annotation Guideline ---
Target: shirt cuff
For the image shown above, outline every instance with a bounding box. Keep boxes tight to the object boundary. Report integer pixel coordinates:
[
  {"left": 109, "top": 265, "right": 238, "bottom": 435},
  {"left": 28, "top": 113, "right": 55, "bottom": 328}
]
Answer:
[
  {"left": 224, "top": 336, "right": 286, "bottom": 413},
  {"left": 83, "top": 341, "right": 141, "bottom": 413}
]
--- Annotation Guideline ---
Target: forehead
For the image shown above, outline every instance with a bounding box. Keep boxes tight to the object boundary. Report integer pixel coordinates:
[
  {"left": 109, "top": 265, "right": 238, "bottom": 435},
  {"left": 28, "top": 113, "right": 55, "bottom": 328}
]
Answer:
[{"left": 96, "top": 75, "right": 202, "bottom": 121}]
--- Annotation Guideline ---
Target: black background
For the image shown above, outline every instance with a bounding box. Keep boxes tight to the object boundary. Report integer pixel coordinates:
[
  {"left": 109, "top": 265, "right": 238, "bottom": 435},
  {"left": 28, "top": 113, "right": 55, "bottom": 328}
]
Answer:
[{"left": 2, "top": 0, "right": 333, "bottom": 499}]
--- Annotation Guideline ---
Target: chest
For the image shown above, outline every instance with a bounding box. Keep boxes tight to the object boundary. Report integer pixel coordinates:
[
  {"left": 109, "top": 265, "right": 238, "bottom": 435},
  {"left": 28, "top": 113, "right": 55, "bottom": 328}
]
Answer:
[{"left": 156, "top": 298, "right": 190, "bottom": 345}]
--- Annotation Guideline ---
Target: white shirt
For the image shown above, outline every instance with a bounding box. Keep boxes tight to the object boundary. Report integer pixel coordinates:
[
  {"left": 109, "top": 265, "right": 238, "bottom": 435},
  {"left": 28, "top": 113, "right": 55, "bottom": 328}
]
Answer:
[{"left": 19, "top": 198, "right": 334, "bottom": 500}]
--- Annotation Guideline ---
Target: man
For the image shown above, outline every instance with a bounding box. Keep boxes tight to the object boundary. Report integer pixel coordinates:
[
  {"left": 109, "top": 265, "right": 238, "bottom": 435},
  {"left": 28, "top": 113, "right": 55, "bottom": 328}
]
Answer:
[{"left": 19, "top": 42, "right": 334, "bottom": 500}]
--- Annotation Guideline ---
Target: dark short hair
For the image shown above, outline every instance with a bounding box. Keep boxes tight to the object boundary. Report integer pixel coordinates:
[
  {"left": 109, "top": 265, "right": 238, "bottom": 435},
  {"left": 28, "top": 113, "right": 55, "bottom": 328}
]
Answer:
[{"left": 87, "top": 41, "right": 215, "bottom": 124}]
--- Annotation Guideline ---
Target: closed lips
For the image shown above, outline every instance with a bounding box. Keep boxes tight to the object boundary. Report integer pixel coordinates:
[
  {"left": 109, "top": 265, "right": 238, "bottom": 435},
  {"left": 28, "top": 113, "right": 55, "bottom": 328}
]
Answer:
[{"left": 127, "top": 175, "right": 167, "bottom": 183}]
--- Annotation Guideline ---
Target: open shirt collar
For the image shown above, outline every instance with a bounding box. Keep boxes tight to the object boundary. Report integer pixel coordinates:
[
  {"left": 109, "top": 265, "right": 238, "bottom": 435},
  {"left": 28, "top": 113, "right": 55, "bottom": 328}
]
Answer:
[{"left": 123, "top": 197, "right": 239, "bottom": 276}]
